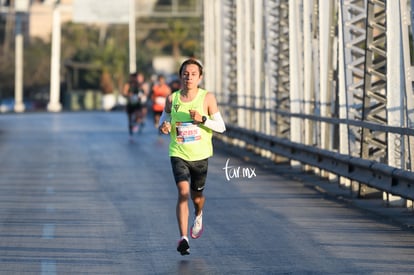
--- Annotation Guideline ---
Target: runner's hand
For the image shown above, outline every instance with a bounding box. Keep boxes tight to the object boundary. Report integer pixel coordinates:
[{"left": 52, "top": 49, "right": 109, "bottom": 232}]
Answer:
[
  {"left": 159, "top": 121, "right": 171, "bottom": 135},
  {"left": 189, "top": 110, "right": 202, "bottom": 123}
]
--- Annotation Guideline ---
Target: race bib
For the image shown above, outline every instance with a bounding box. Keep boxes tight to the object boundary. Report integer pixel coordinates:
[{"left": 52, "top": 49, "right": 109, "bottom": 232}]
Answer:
[
  {"left": 175, "top": 122, "right": 201, "bottom": 144},
  {"left": 155, "top": 96, "right": 166, "bottom": 107},
  {"left": 139, "top": 94, "right": 148, "bottom": 104}
]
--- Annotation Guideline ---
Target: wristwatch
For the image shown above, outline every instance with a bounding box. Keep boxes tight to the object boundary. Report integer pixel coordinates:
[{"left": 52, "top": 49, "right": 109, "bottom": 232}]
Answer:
[{"left": 202, "top": 115, "right": 207, "bottom": 124}]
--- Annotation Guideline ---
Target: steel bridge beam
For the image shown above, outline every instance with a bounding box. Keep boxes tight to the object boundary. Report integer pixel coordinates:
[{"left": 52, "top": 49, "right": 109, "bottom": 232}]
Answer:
[{"left": 203, "top": 0, "right": 414, "bottom": 205}]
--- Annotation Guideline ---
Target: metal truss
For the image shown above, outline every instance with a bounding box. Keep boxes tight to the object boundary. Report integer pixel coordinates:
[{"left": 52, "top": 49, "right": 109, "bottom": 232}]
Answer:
[
  {"left": 339, "top": 0, "right": 367, "bottom": 157},
  {"left": 360, "top": 0, "right": 387, "bottom": 162},
  {"left": 221, "top": 0, "right": 238, "bottom": 125},
  {"left": 402, "top": 0, "right": 414, "bottom": 171},
  {"left": 263, "top": 0, "right": 281, "bottom": 136},
  {"left": 204, "top": 0, "right": 414, "bottom": 203},
  {"left": 275, "top": 0, "right": 291, "bottom": 139}
]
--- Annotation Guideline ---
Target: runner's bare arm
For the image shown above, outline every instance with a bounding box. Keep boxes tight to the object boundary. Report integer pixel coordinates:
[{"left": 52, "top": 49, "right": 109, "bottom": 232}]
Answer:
[
  {"left": 122, "top": 83, "right": 130, "bottom": 97},
  {"left": 165, "top": 94, "right": 172, "bottom": 113},
  {"left": 158, "top": 95, "right": 172, "bottom": 134}
]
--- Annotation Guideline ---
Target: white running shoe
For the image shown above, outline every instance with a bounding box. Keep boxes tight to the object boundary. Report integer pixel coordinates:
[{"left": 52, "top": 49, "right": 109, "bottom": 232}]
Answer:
[{"left": 190, "top": 212, "right": 203, "bottom": 239}]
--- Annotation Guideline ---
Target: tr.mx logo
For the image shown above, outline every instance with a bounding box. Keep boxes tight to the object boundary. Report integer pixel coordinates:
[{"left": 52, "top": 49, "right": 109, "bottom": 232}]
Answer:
[{"left": 222, "top": 158, "right": 257, "bottom": 181}]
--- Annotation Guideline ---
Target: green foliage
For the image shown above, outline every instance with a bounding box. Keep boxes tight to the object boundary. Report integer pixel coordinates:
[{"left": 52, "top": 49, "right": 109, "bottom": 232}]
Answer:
[
  {"left": 0, "top": 37, "right": 52, "bottom": 99},
  {"left": 61, "top": 23, "right": 130, "bottom": 93},
  {"left": 24, "top": 38, "right": 51, "bottom": 87},
  {"left": 0, "top": 11, "right": 202, "bottom": 99},
  {"left": 144, "top": 16, "right": 202, "bottom": 60}
]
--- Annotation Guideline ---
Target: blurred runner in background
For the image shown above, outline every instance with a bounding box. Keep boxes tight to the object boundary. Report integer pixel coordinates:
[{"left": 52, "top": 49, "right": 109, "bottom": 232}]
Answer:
[
  {"left": 122, "top": 72, "right": 150, "bottom": 141},
  {"left": 151, "top": 75, "right": 171, "bottom": 129}
]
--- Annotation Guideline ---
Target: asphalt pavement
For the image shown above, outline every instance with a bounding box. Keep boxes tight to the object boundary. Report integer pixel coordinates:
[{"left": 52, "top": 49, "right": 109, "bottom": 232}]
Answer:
[{"left": 0, "top": 111, "right": 414, "bottom": 274}]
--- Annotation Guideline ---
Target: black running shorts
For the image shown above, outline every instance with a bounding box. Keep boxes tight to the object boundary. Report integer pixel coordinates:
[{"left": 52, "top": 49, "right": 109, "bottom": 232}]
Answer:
[
  {"left": 126, "top": 102, "right": 141, "bottom": 114},
  {"left": 170, "top": 157, "right": 209, "bottom": 192}
]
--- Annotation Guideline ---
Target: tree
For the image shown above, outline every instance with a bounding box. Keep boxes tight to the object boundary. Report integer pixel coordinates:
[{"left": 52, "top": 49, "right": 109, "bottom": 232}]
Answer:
[
  {"left": 151, "top": 18, "right": 201, "bottom": 63},
  {"left": 61, "top": 23, "right": 129, "bottom": 94},
  {"left": 0, "top": 8, "right": 202, "bottom": 105},
  {"left": 157, "top": 19, "right": 188, "bottom": 62}
]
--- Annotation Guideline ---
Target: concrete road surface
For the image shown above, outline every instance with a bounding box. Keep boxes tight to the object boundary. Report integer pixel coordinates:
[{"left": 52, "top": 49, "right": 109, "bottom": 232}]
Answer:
[{"left": 0, "top": 111, "right": 413, "bottom": 274}]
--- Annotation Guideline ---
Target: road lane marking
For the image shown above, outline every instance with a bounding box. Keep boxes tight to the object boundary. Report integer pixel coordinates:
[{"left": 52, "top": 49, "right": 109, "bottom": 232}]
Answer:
[
  {"left": 46, "top": 204, "right": 55, "bottom": 213},
  {"left": 46, "top": 187, "right": 54, "bottom": 195},
  {"left": 41, "top": 260, "right": 56, "bottom": 275},
  {"left": 42, "top": 224, "right": 55, "bottom": 239}
]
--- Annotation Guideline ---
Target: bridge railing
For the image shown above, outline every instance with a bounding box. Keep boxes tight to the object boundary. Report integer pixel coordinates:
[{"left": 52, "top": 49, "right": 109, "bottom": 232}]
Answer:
[{"left": 216, "top": 122, "right": 414, "bottom": 202}]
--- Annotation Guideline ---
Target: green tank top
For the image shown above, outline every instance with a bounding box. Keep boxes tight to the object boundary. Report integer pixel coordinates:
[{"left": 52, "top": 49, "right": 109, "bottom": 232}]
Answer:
[{"left": 169, "top": 89, "right": 213, "bottom": 161}]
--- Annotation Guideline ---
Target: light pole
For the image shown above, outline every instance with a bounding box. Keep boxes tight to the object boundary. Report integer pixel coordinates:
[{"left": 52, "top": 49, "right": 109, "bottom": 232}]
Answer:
[
  {"left": 47, "top": 0, "right": 62, "bottom": 112},
  {"left": 14, "top": 0, "right": 29, "bottom": 113},
  {"left": 129, "top": 0, "right": 136, "bottom": 73}
]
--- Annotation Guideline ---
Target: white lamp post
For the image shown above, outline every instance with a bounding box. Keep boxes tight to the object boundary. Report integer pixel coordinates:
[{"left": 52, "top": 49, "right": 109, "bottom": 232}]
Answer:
[
  {"left": 129, "top": 0, "right": 136, "bottom": 73},
  {"left": 47, "top": 0, "right": 62, "bottom": 112},
  {"left": 14, "top": 0, "right": 29, "bottom": 113}
]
